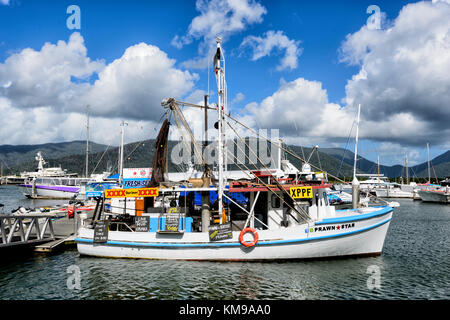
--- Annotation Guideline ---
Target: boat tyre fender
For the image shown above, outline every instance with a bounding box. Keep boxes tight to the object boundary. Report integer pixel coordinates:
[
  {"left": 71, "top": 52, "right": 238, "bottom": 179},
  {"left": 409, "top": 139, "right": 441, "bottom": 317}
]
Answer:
[{"left": 239, "top": 228, "right": 258, "bottom": 247}]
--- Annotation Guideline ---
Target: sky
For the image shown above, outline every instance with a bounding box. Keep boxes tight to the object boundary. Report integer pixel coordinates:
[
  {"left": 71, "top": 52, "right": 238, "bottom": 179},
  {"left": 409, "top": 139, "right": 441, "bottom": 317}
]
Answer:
[{"left": 0, "top": 0, "right": 449, "bottom": 167}]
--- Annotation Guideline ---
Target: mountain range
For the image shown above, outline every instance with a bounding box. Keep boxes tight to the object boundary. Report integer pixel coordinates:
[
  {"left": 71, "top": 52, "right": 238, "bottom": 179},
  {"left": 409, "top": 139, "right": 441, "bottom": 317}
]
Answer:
[{"left": 1, "top": 140, "right": 448, "bottom": 181}]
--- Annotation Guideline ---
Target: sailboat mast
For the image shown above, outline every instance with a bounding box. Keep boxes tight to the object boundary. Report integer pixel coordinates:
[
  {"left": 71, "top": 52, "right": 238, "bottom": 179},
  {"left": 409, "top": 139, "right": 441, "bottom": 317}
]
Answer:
[
  {"left": 119, "top": 121, "right": 127, "bottom": 185},
  {"left": 85, "top": 105, "right": 90, "bottom": 178},
  {"left": 353, "top": 104, "right": 361, "bottom": 180},
  {"left": 427, "top": 143, "right": 431, "bottom": 182},
  {"left": 214, "top": 37, "right": 226, "bottom": 221},
  {"left": 352, "top": 104, "right": 361, "bottom": 209},
  {"left": 405, "top": 154, "right": 409, "bottom": 185},
  {"left": 377, "top": 155, "right": 380, "bottom": 184}
]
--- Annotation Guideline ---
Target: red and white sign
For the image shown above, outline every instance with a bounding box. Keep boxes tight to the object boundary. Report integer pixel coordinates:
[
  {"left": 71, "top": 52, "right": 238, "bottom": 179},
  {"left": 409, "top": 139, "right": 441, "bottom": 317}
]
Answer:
[{"left": 123, "top": 168, "right": 152, "bottom": 179}]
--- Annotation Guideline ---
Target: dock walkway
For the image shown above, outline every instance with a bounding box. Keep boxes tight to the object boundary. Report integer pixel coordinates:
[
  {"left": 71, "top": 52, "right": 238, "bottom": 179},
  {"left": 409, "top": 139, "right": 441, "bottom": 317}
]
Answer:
[
  {"left": 1, "top": 213, "right": 57, "bottom": 252},
  {"left": 1, "top": 213, "right": 82, "bottom": 254},
  {"left": 34, "top": 235, "right": 76, "bottom": 253}
]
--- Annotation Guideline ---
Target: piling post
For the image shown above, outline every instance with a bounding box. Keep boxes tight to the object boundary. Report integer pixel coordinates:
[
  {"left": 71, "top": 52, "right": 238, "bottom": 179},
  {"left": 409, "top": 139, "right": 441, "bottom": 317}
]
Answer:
[
  {"left": 74, "top": 204, "right": 78, "bottom": 236},
  {"left": 352, "top": 176, "right": 360, "bottom": 209}
]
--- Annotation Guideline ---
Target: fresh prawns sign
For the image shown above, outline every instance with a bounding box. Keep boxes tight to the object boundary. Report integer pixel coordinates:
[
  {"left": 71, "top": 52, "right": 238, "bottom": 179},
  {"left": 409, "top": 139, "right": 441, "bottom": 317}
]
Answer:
[{"left": 104, "top": 188, "right": 159, "bottom": 198}]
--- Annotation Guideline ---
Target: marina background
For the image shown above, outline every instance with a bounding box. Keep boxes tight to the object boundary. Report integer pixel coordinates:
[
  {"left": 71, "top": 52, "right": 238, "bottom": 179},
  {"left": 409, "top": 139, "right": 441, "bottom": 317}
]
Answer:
[
  {"left": 2, "top": 139, "right": 449, "bottom": 182},
  {"left": 1, "top": 185, "right": 449, "bottom": 300}
]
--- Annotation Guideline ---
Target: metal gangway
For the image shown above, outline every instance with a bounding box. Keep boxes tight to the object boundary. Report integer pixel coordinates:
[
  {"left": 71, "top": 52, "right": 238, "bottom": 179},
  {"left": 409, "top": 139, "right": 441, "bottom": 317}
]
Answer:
[{"left": 0, "top": 214, "right": 56, "bottom": 249}]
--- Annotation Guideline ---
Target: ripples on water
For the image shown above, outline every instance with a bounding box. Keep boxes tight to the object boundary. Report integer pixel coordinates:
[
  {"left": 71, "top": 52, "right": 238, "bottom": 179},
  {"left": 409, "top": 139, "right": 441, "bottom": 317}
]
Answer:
[{"left": 1, "top": 186, "right": 450, "bottom": 300}]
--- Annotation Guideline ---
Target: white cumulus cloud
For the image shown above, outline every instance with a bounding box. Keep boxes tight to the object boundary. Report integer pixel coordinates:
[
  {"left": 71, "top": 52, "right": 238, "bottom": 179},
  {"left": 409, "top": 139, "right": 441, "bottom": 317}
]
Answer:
[
  {"left": 0, "top": 33, "right": 200, "bottom": 145},
  {"left": 173, "top": 0, "right": 267, "bottom": 69},
  {"left": 339, "top": 0, "right": 450, "bottom": 147},
  {"left": 84, "top": 42, "right": 198, "bottom": 121},
  {"left": 240, "top": 30, "right": 302, "bottom": 71}
]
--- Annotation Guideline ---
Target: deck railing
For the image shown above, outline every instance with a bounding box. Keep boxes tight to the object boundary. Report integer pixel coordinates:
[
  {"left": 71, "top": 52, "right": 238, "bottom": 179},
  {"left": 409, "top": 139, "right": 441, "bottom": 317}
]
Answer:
[{"left": 0, "top": 214, "right": 56, "bottom": 248}]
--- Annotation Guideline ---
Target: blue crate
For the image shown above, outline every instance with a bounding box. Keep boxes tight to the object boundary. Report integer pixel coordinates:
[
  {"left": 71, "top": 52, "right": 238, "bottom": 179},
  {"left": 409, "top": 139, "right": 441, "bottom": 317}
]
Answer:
[{"left": 148, "top": 216, "right": 193, "bottom": 232}]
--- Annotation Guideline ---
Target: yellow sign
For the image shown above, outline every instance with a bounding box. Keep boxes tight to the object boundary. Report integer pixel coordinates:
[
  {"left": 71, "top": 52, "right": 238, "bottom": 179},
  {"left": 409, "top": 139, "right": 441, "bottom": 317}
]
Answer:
[
  {"left": 290, "top": 186, "right": 313, "bottom": 199},
  {"left": 104, "top": 188, "right": 159, "bottom": 198}
]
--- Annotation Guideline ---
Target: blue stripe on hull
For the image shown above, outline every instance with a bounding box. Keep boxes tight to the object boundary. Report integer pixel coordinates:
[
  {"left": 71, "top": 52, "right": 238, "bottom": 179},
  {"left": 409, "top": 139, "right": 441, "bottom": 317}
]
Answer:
[{"left": 317, "top": 207, "right": 393, "bottom": 225}]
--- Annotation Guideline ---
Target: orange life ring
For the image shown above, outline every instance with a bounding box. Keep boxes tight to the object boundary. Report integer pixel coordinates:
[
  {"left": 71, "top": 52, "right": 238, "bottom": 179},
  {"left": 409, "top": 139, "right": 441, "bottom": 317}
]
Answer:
[{"left": 239, "top": 228, "right": 258, "bottom": 247}]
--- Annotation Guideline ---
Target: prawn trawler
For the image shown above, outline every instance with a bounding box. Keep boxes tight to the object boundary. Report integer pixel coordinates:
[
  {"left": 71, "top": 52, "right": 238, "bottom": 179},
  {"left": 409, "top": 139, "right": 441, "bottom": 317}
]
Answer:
[{"left": 75, "top": 39, "right": 393, "bottom": 261}]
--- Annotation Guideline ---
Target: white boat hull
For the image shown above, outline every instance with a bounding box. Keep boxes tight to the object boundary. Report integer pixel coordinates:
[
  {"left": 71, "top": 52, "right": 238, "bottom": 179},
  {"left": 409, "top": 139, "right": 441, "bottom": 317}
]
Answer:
[
  {"left": 76, "top": 207, "right": 392, "bottom": 261},
  {"left": 375, "top": 188, "right": 413, "bottom": 198},
  {"left": 18, "top": 185, "right": 79, "bottom": 199},
  {"left": 417, "top": 190, "right": 450, "bottom": 203}
]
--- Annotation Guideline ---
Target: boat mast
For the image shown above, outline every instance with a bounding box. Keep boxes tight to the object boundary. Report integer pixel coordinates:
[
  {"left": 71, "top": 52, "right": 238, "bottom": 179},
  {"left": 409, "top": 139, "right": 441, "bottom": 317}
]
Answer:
[
  {"left": 352, "top": 104, "right": 361, "bottom": 209},
  {"left": 405, "top": 154, "right": 409, "bottom": 185},
  {"left": 119, "top": 121, "right": 127, "bottom": 185},
  {"left": 214, "top": 37, "right": 226, "bottom": 222},
  {"left": 427, "top": 143, "right": 431, "bottom": 183},
  {"left": 353, "top": 104, "right": 361, "bottom": 181},
  {"left": 377, "top": 155, "right": 380, "bottom": 184},
  {"left": 85, "top": 105, "right": 90, "bottom": 178},
  {"left": 36, "top": 152, "right": 45, "bottom": 172}
]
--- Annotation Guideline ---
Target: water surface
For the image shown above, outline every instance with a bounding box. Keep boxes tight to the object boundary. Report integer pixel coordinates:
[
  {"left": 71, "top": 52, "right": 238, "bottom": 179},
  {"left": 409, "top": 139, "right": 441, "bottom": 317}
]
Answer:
[{"left": 1, "top": 185, "right": 449, "bottom": 300}]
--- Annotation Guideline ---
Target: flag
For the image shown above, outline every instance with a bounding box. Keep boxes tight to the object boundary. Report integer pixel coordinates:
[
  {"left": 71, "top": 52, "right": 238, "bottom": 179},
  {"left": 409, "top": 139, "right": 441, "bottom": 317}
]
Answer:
[{"left": 213, "top": 47, "right": 221, "bottom": 73}]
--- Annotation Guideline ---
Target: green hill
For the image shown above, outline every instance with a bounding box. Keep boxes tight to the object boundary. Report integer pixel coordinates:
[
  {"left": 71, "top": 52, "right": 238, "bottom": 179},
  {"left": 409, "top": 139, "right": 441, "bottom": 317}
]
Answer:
[{"left": 2, "top": 139, "right": 449, "bottom": 182}]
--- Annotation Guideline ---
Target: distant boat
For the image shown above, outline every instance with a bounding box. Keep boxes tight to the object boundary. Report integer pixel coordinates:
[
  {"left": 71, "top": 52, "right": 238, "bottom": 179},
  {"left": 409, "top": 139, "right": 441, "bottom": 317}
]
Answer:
[
  {"left": 417, "top": 188, "right": 450, "bottom": 204},
  {"left": 374, "top": 183, "right": 414, "bottom": 198},
  {"left": 17, "top": 152, "right": 114, "bottom": 199},
  {"left": 20, "top": 152, "right": 74, "bottom": 179},
  {"left": 17, "top": 152, "right": 82, "bottom": 199},
  {"left": 440, "top": 178, "right": 450, "bottom": 187},
  {"left": 19, "top": 176, "right": 90, "bottom": 199}
]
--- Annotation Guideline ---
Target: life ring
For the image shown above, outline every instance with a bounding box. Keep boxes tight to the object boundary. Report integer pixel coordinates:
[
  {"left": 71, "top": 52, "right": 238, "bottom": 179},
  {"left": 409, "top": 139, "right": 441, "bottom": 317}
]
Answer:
[{"left": 239, "top": 228, "right": 258, "bottom": 247}]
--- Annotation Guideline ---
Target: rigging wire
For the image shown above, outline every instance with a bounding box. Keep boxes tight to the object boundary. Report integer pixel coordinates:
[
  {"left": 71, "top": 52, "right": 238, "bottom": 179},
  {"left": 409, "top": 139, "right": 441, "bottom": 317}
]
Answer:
[
  {"left": 337, "top": 119, "right": 355, "bottom": 178},
  {"left": 90, "top": 143, "right": 112, "bottom": 176},
  {"left": 224, "top": 112, "right": 394, "bottom": 206},
  {"left": 225, "top": 140, "right": 307, "bottom": 223},
  {"left": 226, "top": 120, "right": 310, "bottom": 222}
]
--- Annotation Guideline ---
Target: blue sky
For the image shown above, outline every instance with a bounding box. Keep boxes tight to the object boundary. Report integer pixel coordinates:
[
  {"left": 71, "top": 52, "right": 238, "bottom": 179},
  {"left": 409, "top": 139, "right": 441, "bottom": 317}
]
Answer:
[{"left": 0, "top": 0, "right": 449, "bottom": 168}]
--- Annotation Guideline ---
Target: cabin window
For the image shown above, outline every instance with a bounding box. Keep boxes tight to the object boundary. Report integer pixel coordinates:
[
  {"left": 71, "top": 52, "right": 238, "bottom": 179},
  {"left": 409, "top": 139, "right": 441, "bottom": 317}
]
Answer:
[{"left": 271, "top": 194, "right": 281, "bottom": 208}]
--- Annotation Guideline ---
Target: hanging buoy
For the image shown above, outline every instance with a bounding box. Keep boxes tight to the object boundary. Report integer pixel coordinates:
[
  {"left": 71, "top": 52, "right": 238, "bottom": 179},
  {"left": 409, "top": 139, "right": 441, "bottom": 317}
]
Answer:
[
  {"left": 68, "top": 206, "right": 74, "bottom": 218},
  {"left": 239, "top": 228, "right": 258, "bottom": 247}
]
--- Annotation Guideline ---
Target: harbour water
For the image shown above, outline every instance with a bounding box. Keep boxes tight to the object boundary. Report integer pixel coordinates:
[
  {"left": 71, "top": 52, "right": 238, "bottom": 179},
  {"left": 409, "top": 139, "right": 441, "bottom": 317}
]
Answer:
[{"left": 1, "top": 185, "right": 449, "bottom": 300}]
